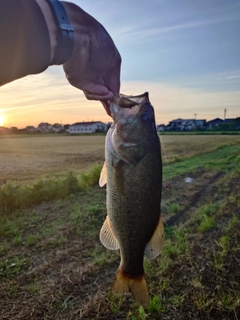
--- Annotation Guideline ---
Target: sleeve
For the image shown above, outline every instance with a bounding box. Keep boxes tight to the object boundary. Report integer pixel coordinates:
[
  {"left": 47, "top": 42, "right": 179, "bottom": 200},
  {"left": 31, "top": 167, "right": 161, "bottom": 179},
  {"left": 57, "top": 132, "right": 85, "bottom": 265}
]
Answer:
[{"left": 0, "top": 0, "right": 51, "bottom": 86}]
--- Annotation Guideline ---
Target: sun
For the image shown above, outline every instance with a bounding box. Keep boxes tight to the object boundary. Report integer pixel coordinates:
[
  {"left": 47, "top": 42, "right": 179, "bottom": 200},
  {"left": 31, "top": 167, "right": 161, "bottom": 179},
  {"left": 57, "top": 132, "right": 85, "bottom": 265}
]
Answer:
[{"left": 0, "top": 114, "right": 5, "bottom": 126}]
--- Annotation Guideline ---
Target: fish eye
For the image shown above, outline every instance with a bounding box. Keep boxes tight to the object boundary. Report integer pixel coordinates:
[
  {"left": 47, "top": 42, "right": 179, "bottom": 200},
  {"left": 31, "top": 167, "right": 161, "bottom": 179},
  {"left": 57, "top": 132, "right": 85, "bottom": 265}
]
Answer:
[{"left": 140, "top": 112, "right": 150, "bottom": 121}]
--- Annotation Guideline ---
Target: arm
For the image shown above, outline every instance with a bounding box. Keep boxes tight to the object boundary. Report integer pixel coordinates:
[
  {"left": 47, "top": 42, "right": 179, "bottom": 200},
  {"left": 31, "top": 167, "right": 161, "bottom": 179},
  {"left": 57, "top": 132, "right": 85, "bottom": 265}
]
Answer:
[
  {"left": 0, "top": 0, "right": 121, "bottom": 114},
  {"left": 0, "top": 0, "right": 51, "bottom": 86}
]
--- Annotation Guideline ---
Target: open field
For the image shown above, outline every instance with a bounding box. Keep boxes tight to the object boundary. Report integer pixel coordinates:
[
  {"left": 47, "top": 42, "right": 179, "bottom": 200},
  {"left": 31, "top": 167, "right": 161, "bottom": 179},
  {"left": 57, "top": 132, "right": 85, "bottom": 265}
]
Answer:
[
  {"left": 0, "top": 135, "right": 106, "bottom": 184},
  {"left": 0, "top": 134, "right": 240, "bottom": 183},
  {"left": 0, "top": 135, "right": 240, "bottom": 319}
]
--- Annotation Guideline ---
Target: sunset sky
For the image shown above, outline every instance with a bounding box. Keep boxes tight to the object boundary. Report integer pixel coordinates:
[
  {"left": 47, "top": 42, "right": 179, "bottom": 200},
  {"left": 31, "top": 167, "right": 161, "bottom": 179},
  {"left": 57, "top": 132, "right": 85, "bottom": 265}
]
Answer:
[{"left": 0, "top": 0, "right": 240, "bottom": 128}]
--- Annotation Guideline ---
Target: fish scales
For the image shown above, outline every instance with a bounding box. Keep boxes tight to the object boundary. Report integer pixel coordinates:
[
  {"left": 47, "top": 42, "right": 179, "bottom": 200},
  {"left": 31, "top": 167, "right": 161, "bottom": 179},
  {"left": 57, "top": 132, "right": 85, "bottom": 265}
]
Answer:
[
  {"left": 107, "top": 153, "right": 161, "bottom": 274},
  {"left": 99, "top": 92, "right": 164, "bottom": 306}
]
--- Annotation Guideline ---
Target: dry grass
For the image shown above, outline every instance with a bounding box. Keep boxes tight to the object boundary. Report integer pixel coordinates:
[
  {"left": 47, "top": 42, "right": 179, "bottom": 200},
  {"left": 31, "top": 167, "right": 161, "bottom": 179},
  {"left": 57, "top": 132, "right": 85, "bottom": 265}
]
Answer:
[
  {"left": 0, "top": 134, "right": 239, "bottom": 184},
  {"left": 0, "top": 135, "right": 105, "bottom": 184}
]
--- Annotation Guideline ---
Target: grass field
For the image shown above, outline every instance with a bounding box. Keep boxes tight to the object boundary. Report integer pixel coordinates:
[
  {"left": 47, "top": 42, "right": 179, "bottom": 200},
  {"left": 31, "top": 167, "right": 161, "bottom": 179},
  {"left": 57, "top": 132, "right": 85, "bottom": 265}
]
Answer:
[
  {"left": 0, "top": 134, "right": 240, "bottom": 183},
  {"left": 0, "top": 134, "right": 240, "bottom": 319},
  {"left": 0, "top": 135, "right": 106, "bottom": 184}
]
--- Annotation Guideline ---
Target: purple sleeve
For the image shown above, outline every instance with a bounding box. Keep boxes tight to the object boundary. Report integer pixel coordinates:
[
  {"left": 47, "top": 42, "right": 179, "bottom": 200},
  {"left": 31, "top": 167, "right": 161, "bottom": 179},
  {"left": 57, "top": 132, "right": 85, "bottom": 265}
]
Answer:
[{"left": 0, "top": 0, "right": 51, "bottom": 86}]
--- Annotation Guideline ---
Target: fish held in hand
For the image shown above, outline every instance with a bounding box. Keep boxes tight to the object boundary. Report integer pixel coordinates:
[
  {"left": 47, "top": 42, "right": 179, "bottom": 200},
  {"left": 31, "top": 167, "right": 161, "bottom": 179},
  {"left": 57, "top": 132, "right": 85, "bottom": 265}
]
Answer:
[{"left": 99, "top": 92, "right": 164, "bottom": 306}]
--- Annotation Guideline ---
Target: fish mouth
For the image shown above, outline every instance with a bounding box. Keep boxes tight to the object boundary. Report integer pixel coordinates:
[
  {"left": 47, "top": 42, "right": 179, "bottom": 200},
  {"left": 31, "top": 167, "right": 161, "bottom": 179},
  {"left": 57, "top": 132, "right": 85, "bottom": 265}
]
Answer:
[
  {"left": 109, "top": 92, "right": 150, "bottom": 122},
  {"left": 114, "top": 92, "right": 150, "bottom": 109}
]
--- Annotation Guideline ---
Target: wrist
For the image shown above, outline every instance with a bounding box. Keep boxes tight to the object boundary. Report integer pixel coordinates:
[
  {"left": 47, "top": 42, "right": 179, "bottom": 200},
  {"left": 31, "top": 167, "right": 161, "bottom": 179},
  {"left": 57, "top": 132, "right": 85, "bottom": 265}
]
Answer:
[
  {"left": 35, "top": 0, "right": 58, "bottom": 62},
  {"left": 60, "top": 2, "right": 100, "bottom": 62}
]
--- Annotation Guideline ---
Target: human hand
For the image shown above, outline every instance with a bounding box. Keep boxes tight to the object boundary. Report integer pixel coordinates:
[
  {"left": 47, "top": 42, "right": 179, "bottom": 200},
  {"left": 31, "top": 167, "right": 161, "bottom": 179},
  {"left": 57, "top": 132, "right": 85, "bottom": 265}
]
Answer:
[{"left": 62, "top": 2, "right": 121, "bottom": 115}]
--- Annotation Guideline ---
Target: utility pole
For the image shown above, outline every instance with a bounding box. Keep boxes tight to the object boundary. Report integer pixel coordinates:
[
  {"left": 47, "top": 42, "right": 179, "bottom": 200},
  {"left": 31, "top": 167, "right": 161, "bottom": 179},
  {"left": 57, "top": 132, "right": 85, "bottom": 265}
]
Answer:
[
  {"left": 224, "top": 108, "right": 227, "bottom": 121},
  {"left": 194, "top": 113, "right": 197, "bottom": 120}
]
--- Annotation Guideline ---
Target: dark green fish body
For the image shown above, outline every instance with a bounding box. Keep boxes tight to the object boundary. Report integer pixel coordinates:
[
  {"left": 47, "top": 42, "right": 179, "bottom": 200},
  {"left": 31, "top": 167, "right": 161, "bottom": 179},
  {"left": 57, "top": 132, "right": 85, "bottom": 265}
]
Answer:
[{"left": 99, "top": 93, "right": 164, "bottom": 305}]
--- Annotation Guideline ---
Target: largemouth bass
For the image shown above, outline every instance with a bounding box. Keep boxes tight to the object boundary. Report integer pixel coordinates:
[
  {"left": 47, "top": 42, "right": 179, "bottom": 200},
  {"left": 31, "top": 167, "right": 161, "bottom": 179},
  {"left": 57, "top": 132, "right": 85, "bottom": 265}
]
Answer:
[{"left": 99, "top": 92, "right": 164, "bottom": 306}]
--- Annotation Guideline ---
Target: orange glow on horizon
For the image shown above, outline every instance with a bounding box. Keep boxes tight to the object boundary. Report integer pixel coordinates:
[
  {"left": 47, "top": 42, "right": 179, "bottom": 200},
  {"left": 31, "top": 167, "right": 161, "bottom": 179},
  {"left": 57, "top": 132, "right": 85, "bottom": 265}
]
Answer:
[
  {"left": 0, "top": 114, "right": 5, "bottom": 126},
  {"left": 1, "top": 72, "right": 239, "bottom": 129}
]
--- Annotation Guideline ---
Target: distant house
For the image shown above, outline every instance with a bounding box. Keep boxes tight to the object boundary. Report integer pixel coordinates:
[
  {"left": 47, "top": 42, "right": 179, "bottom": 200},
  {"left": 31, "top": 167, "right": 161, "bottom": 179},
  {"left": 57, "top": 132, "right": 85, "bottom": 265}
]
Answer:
[
  {"left": 68, "top": 121, "right": 107, "bottom": 134},
  {"left": 206, "top": 118, "right": 238, "bottom": 129},
  {"left": 206, "top": 118, "right": 224, "bottom": 129},
  {"left": 25, "top": 126, "right": 37, "bottom": 133},
  {"left": 224, "top": 118, "right": 235, "bottom": 124},
  {"left": 52, "top": 123, "right": 63, "bottom": 133},
  {"left": 233, "top": 118, "right": 240, "bottom": 130},
  {"left": 63, "top": 124, "right": 70, "bottom": 132},
  {"left": 221, "top": 118, "right": 240, "bottom": 130},
  {"left": 157, "top": 124, "right": 166, "bottom": 132},
  {"left": 10, "top": 127, "right": 19, "bottom": 133},
  {"left": 0, "top": 126, "right": 9, "bottom": 134},
  {"left": 168, "top": 118, "right": 206, "bottom": 131},
  {"left": 38, "top": 122, "right": 52, "bottom": 132}
]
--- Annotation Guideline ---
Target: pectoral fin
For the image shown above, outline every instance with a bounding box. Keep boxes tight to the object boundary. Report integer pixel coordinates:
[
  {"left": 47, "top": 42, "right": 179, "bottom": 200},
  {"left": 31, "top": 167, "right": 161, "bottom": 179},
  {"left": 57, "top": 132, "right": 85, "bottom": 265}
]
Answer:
[
  {"left": 100, "top": 216, "right": 119, "bottom": 250},
  {"left": 99, "top": 161, "right": 107, "bottom": 187},
  {"left": 144, "top": 216, "right": 164, "bottom": 260}
]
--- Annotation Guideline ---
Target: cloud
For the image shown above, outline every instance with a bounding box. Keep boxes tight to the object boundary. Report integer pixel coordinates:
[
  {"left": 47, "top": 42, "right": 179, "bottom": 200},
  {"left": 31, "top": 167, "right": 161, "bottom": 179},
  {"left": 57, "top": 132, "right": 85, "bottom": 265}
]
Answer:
[
  {"left": 111, "top": 11, "right": 240, "bottom": 45},
  {"left": 1, "top": 72, "right": 86, "bottom": 111},
  {"left": 225, "top": 75, "right": 240, "bottom": 80},
  {"left": 217, "top": 73, "right": 240, "bottom": 82}
]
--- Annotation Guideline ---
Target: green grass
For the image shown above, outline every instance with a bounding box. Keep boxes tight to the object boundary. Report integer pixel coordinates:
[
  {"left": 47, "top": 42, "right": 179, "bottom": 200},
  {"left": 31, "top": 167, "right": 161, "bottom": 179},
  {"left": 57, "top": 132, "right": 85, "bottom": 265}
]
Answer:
[
  {"left": 0, "top": 165, "right": 102, "bottom": 216},
  {"left": 198, "top": 214, "right": 216, "bottom": 233},
  {"left": 0, "top": 256, "right": 27, "bottom": 278},
  {"left": 25, "top": 234, "right": 41, "bottom": 246},
  {"left": 167, "top": 203, "right": 179, "bottom": 214},
  {"left": 216, "top": 235, "right": 230, "bottom": 255},
  {"left": 147, "top": 295, "right": 164, "bottom": 313},
  {"left": 0, "top": 241, "right": 10, "bottom": 254},
  {"left": 0, "top": 214, "right": 24, "bottom": 237},
  {"left": 163, "top": 143, "right": 240, "bottom": 180},
  {"left": 69, "top": 200, "right": 105, "bottom": 236},
  {"left": 28, "top": 276, "right": 39, "bottom": 294}
]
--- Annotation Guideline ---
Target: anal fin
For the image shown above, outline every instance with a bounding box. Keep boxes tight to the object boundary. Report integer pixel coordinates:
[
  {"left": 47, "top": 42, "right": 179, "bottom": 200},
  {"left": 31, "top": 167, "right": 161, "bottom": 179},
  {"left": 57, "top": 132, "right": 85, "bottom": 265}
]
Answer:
[
  {"left": 144, "top": 215, "right": 164, "bottom": 260},
  {"left": 100, "top": 216, "right": 119, "bottom": 250}
]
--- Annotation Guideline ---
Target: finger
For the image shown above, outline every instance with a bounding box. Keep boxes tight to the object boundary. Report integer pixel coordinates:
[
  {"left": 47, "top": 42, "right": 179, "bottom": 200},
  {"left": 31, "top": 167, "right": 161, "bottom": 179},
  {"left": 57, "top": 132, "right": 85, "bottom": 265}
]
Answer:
[
  {"left": 84, "top": 90, "right": 113, "bottom": 101},
  {"left": 72, "top": 78, "right": 109, "bottom": 95},
  {"left": 101, "top": 101, "right": 111, "bottom": 116},
  {"left": 106, "top": 54, "right": 121, "bottom": 95}
]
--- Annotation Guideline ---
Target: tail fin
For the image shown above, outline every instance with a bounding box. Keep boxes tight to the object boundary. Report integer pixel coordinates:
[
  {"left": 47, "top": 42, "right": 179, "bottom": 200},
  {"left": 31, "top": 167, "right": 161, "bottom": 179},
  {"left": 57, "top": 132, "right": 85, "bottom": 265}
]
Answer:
[{"left": 112, "top": 268, "right": 149, "bottom": 306}]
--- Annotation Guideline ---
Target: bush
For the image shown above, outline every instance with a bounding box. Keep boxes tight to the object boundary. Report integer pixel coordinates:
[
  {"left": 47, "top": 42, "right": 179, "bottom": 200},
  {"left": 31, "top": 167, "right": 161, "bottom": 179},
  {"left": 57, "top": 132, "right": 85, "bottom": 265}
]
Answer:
[{"left": 0, "top": 165, "right": 102, "bottom": 215}]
